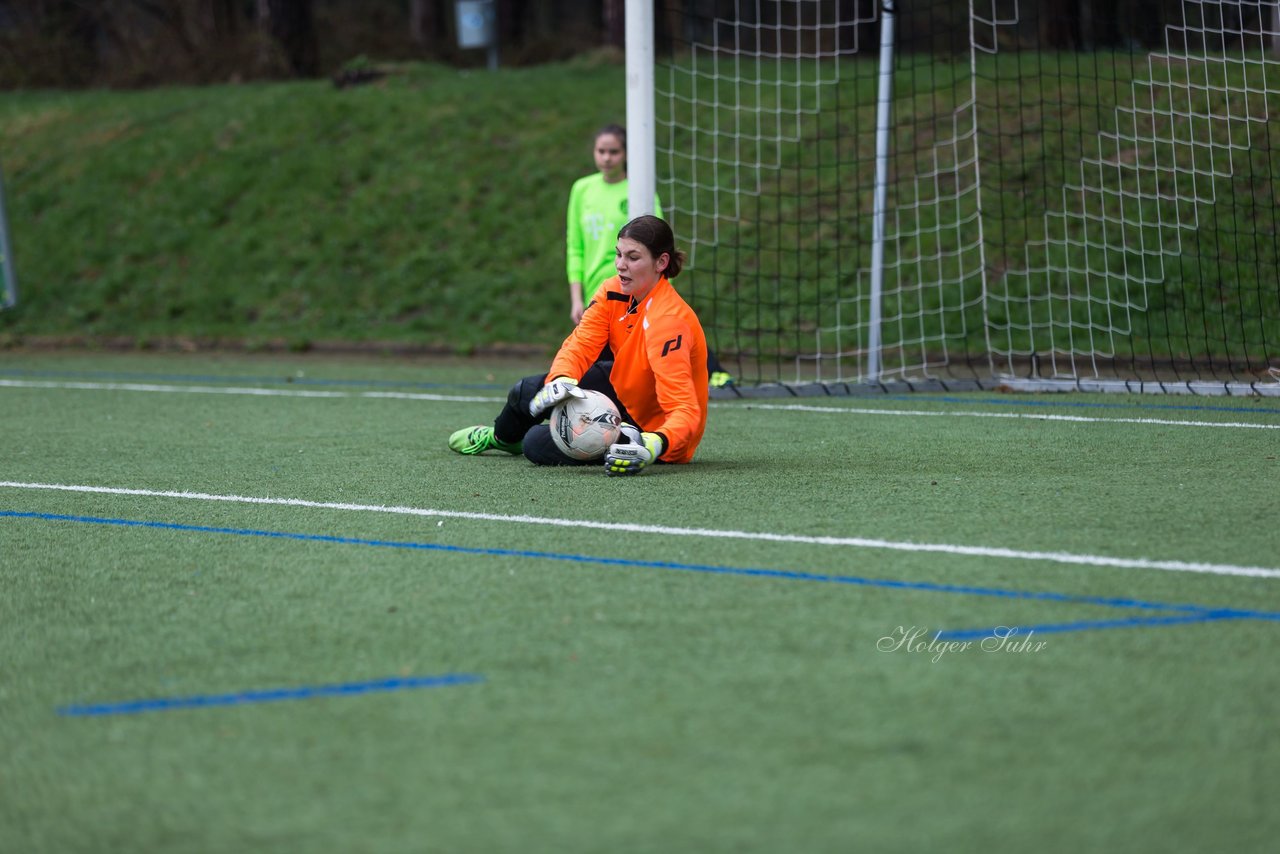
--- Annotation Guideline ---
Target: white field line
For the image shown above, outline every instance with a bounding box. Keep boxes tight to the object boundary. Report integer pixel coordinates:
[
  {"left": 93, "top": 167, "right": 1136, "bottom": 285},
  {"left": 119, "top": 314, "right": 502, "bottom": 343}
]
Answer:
[
  {"left": 3, "top": 378, "right": 1278, "bottom": 430},
  {"left": 0, "top": 379, "right": 503, "bottom": 404},
  {"left": 2, "top": 480, "right": 1278, "bottom": 580},
  {"left": 742, "top": 403, "right": 1280, "bottom": 430}
]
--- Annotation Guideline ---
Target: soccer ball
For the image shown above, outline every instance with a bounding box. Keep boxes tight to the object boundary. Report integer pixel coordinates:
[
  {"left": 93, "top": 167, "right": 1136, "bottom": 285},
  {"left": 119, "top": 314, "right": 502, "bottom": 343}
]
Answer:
[{"left": 549, "top": 390, "right": 622, "bottom": 461}]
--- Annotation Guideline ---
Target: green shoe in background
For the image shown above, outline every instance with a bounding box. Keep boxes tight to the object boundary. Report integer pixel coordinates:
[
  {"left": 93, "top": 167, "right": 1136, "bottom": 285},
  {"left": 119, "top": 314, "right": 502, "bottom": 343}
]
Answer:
[
  {"left": 448, "top": 425, "right": 522, "bottom": 456},
  {"left": 709, "top": 371, "right": 735, "bottom": 389}
]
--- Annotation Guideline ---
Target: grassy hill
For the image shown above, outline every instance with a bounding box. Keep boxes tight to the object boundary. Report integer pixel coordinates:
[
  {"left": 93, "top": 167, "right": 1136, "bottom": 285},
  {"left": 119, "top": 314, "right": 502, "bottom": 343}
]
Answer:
[
  {"left": 0, "top": 58, "right": 632, "bottom": 355},
  {"left": 2, "top": 52, "right": 1277, "bottom": 374}
]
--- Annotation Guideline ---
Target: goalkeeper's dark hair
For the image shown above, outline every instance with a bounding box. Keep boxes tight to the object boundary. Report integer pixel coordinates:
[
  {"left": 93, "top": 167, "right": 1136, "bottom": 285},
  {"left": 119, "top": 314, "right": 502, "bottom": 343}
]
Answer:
[{"left": 618, "top": 214, "right": 685, "bottom": 279}]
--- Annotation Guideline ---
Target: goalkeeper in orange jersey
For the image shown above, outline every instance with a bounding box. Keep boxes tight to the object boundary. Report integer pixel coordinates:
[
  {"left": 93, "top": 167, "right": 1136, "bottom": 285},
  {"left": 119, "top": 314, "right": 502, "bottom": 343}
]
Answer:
[
  {"left": 448, "top": 215, "right": 709, "bottom": 474},
  {"left": 564, "top": 123, "right": 732, "bottom": 388}
]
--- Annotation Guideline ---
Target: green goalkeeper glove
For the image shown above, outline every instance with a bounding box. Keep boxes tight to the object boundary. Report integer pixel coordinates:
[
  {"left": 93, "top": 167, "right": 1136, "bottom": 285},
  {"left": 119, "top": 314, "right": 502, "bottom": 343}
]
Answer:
[
  {"left": 604, "top": 423, "right": 665, "bottom": 476},
  {"left": 528, "top": 376, "right": 585, "bottom": 417}
]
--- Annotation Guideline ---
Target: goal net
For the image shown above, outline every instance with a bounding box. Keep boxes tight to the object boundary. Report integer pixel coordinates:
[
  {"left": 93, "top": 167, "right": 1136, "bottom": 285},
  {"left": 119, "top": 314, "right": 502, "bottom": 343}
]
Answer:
[{"left": 653, "top": 0, "right": 1280, "bottom": 393}]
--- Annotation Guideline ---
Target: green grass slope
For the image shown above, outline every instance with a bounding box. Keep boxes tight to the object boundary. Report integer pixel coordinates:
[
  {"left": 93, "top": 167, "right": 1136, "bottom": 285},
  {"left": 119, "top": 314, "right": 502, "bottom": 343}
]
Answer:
[
  {"left": 2, "top": 52, "right": 1276, "bottom": 369},
  {"left": 1, "top": 59, "right": 630, "bottom": 353}
]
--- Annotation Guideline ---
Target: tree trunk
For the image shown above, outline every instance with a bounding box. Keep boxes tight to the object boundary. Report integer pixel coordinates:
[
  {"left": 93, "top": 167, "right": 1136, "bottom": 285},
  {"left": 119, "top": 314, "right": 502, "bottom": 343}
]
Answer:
[
  {"left": 39, "top": 0, "right": 101, "bottom": 84},
  {"left": 604, "top": 0, "right": 624, "bottom": 48},
  {"left": 1039, "top": 0, "right": 1082, "bottom": 49},
  {"left": 497, "top": 0, "right": 520, "bottom": 47},
  {"left": 410, "top": 0, "right": 438, "bottom": 49},
  {"left": 207, "top": 0, "right": 240, "bottom": 37},
  {"left": 260, "top": 0, "right": 319, "bottom": 76}
]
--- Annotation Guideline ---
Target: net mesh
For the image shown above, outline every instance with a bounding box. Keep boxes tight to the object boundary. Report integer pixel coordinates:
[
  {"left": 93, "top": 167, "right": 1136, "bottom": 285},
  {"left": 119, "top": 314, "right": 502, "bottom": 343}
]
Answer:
[{"left": 656, "top": 0, "right": 1280, "bottom": 392}]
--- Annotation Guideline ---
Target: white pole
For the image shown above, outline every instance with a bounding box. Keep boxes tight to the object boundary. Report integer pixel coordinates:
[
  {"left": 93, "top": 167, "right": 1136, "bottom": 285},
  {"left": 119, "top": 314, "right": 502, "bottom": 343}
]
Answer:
[
  {"left": 625, "top": 0, "right": 656, "bottom": 218},
  {"left": 867, "top": 2, "right": 896, "bottom": 383},
  {"left": 0, "top": 159, "right": 17, "bottom": 309}
]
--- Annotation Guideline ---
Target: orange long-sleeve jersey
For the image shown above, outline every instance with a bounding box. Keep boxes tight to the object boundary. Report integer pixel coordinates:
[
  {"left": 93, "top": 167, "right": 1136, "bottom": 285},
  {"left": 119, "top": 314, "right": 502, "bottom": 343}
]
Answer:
[{"left": 547, "top": 275, "right": 709, "bottom": 463}]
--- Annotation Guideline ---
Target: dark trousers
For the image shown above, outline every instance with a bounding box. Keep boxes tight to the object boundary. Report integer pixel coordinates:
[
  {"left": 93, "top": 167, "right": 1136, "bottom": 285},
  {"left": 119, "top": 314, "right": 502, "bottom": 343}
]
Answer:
[{"left": 494, "top": 362, "right": 633, "bottom": 466}]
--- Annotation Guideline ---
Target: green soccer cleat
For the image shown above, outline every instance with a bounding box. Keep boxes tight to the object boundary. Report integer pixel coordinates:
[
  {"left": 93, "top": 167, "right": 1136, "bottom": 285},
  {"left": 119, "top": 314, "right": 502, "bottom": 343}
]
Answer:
[
  {"left": 709, "top": 371, "right": 735, "bottom": 389},
  {"left": 448, "top": 425, "right": 522, "bottom": 456}
]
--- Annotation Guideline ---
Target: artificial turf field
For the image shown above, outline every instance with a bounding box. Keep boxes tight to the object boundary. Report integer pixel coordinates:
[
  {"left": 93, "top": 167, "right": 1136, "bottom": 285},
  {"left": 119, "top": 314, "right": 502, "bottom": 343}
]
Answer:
[{"left": 2, "top": 350, "right": 1278, "bottom": 853}]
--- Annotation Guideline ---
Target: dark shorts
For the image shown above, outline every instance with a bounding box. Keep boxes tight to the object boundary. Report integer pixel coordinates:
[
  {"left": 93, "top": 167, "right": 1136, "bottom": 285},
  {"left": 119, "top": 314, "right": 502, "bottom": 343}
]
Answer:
[{"left": 496, "top": 362, "right": 633, "bottom": 466}]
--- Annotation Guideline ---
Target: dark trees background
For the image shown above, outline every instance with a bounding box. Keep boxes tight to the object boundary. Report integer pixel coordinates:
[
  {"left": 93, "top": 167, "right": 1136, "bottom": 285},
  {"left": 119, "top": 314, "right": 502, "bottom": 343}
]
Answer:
[
  {"left": 2, "top": 1, "right": 1275, "bottom": 89},
  {"left": 0, "top": 0, "right": 613, "bottom": 88}
]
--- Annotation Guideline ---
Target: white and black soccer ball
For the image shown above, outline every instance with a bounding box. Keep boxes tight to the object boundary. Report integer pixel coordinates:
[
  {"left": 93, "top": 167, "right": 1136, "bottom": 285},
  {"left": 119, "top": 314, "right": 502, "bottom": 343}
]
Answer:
[{"left": 550, "top": 390, "right": 622, "bottom": 461}]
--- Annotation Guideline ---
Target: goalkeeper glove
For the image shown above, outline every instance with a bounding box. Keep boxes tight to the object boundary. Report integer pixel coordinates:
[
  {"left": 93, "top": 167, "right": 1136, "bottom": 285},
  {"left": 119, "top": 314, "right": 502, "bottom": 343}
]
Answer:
[
  {"left": 604, "top": 423, "right": 665, "bottom": 476},
  {"left": 528, "top": 376, "right": 585, "bottom": 417}
]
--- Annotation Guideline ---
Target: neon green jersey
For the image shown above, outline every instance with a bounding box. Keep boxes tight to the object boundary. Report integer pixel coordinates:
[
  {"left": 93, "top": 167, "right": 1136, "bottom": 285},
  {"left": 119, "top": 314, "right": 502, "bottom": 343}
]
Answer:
[{"left": 565, "top": 173, "right": 663, "bottom": 300}]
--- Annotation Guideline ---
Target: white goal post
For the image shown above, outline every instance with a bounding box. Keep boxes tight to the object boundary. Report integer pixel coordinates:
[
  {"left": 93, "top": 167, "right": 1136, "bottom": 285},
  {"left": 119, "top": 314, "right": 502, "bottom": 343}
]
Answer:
[
  {"left": 626, "top": 0, "right": 658, "bottom": 219},
  {"left": 0, "top": 158, "right": 17, "bottom": 311}
]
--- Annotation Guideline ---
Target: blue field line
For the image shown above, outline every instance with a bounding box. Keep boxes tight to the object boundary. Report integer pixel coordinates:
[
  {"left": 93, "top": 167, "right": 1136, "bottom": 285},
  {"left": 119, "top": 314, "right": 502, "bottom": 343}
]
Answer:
[
  {"left": 57, "top": 673, "right": 484, "bottom": 717},
  {"left": 7, "top": 510, "right": 1280, "bottom": 636},
  {"left": 0, "top": 367, "right": 506, "bottom": 391},
  {"left": 935, "top": 611, "right": 1262, "bottom": 642},
  {"left": 883, "top": 394, "right": 1280, "bottom": 416}
]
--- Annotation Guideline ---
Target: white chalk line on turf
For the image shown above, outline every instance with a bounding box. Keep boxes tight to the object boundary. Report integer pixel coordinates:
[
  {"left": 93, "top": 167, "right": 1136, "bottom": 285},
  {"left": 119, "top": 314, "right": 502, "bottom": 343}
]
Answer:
[
  {"left": 2, "top": 480, "right": 1277, "bottom": 580},
  {"left": 0, "top": 378, "right": 503, "bottom": 404},
  {"left": 742, "top": 403, "right": 1280, "bottom": 430},
  {"left": 3, "top": 378, "right": 1277, "bottom": 430}
]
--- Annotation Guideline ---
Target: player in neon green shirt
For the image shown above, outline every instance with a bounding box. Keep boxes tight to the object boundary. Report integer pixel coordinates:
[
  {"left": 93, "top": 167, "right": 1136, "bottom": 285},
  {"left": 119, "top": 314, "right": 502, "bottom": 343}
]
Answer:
[
  {"left": 565, "top": 125, "right": 662, "bottom": 324},
  {"left": 565, "top": 124, "right": 733, "bottom": 388}
]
